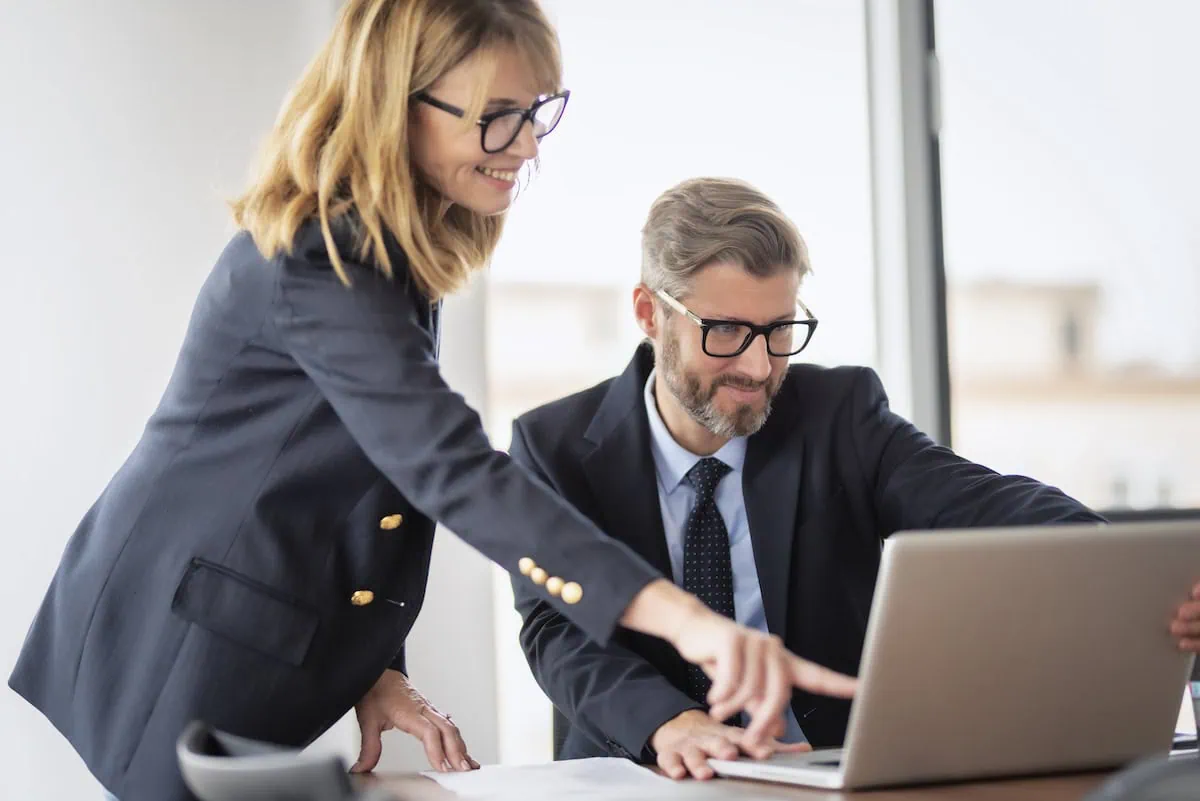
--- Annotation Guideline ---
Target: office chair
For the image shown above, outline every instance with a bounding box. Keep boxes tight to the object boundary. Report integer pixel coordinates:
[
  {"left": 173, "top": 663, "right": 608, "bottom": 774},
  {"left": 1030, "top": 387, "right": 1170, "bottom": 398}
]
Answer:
[{"left": 176, "top": 721, "right": 397, "bottom": 801}]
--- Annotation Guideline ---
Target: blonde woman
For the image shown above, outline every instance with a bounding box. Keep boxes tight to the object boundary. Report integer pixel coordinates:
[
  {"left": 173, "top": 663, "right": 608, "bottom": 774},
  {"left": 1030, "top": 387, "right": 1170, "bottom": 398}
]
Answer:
[{"left": 9, "top": 2, "right": 855, "bottom": 799}]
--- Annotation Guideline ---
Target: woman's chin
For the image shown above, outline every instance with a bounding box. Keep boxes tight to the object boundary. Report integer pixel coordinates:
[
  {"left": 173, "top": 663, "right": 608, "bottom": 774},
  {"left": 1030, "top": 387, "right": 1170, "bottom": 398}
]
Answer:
[{"left": 453, "top": 192, "right": 513, "bottom": 216}]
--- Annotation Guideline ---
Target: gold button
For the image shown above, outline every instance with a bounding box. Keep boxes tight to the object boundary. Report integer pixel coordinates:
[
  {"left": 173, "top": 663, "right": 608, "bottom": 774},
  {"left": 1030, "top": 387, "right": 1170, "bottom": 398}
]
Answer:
[
  {"left": 530, "top": 567, "right": 548, "bottom": 585},
  {"left": 545, "top": 576, "right": 564, "bottom": 597},
  {"left": 518, "top": 557, "right": 536, "bottom": 576},
  {"left": 561, "top": 582, "right": 583, "bottom": 605},
  {"left": 350, "top": 590, "right": 375, "bottom": 606},
  {"left": 379, "top": 514, "right": 404, "bottom": 530}
]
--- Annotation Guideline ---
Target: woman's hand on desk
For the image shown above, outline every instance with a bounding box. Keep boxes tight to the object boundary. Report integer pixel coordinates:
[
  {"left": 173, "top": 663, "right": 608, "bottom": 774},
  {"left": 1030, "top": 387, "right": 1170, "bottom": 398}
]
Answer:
[
  {"left": 651, "top": 709, "right": 810, "bottom": 781},
  {"left": 350, "top": 669, "right": 479, "bottom": 775},
  {"left": 622, "top": 580, "right": 858, "bottom": 749}
]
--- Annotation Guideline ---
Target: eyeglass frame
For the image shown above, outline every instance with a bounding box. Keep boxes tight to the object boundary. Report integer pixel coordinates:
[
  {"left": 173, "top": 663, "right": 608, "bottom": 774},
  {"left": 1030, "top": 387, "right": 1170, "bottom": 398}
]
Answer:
[
  {"left": 412, "top": 90, "right": 570, "bottom": 154},
  {"left": 654, "top": 288, "right": 819, "bottom": 358}
]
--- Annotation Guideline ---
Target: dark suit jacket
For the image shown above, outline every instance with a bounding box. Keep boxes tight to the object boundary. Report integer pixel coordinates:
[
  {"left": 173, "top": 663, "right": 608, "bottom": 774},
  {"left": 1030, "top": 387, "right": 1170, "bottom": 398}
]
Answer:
[
  {"left": 8, "top": 220, "right": 660, "bottom": 801},
  {"left": 509, "top": 344, "right": 1103, "bottom": 762}
]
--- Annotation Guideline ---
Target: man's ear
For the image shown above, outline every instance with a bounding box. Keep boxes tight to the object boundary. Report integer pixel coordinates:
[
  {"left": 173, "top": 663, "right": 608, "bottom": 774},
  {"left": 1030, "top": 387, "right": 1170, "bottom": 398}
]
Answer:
[{"left": 632, "top": 284, "right": 659, "bottom": 339}]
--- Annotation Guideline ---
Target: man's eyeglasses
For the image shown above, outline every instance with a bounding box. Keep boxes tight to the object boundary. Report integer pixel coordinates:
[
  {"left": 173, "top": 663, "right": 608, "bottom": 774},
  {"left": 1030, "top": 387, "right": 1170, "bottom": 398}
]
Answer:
[
  {"left": 655, "top": 289, "right": 819, "bottom": 358},
  {"left": 413, "top": 91, "right": 570, "bottom": 154}
]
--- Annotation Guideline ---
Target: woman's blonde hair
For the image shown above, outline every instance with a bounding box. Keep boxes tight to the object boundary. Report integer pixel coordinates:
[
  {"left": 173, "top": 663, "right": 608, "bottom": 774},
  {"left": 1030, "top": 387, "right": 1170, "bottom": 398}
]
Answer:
[{"left": 231, "top": 0, "right": 561, "bottom": 299}]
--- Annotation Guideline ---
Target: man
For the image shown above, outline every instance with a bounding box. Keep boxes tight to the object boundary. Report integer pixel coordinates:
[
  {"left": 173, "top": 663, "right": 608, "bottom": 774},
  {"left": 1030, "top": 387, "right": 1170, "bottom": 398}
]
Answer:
[{"left": 508, "top": 177, "right": 1200, "bottom": 781}]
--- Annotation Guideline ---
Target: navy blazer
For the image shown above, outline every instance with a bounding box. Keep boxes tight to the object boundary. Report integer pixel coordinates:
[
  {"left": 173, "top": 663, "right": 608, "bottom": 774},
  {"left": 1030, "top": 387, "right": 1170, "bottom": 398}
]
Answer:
[
  {"left": 509, "top": 344, "right": 1102, "bottom": 762},
  {"left": 9, "top": 220, "right": 660, "bottom": 800}
]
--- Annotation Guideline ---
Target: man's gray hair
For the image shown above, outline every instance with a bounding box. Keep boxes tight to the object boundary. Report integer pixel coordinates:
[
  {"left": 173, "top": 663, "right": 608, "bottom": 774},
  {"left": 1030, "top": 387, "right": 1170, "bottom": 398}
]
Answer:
[{"left": 640, "top": 177, "right": 811, "bottom": 298}]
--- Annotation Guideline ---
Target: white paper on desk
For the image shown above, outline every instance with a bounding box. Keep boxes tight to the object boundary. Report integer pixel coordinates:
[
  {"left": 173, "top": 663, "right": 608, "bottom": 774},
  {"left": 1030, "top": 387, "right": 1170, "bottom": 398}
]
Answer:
[{"left": 422, "top": 757, "right": 689, "bottom": 799}]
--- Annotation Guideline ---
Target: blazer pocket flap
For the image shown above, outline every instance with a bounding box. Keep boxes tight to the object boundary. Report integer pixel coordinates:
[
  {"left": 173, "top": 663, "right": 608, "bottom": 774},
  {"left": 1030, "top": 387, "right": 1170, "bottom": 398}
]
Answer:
[{"left": 172, "top": 559, "right": 318, "bottom": 667}]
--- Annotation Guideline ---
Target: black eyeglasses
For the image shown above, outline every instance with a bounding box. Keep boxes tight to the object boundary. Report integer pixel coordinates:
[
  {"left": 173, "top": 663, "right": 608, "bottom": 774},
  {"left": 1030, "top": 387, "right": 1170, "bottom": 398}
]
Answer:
[
  {"left": 413, "top": 90, "right": 570, "bottom": 154},
  {"left": 655, "top": 289, "right": 819, "bottom": 358}
]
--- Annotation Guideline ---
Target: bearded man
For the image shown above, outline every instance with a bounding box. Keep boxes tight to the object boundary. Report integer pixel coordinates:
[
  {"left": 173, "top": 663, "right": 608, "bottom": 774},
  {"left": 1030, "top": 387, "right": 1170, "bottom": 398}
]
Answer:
[{"left": 506, "top": 177, "right": 1152, "bottom": 780}]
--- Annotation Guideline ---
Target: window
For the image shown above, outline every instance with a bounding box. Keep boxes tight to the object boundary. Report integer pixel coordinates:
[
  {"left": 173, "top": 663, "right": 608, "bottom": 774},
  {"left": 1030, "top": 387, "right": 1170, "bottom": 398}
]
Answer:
[
  {"left": 483, "top": 0, "right": 878, "bottom": 762},
  {"left": 937, "top": 0, "right": 1200, "bottom": 511}
]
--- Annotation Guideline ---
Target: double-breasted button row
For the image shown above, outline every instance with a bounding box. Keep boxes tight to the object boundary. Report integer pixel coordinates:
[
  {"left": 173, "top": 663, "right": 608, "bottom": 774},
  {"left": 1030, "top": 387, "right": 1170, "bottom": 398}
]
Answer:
[{"left": 348, "top": 513, "right": 407, "bottom": 608}]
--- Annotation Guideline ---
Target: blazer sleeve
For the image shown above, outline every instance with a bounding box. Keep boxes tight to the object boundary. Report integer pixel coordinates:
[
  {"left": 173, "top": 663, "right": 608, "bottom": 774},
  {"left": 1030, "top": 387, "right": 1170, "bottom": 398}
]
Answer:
[
  {"left": 845, "top": 367, "right": 1105, "bottom": 533},
  {"left": 508, "top": 419, "right": 703, "bottom": 760},
  {"left": 271, "top": 251, "right": 660, "bottom": 647},
  {"left": 389, "top": 645, "right": 406, "bottom": 674}
]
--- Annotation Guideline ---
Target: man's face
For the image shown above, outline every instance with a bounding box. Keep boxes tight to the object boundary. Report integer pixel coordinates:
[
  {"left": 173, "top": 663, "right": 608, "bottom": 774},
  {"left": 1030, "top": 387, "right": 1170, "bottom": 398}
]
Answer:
[{"left": 654, "top": 262, "right": 801, "bottom": 438}]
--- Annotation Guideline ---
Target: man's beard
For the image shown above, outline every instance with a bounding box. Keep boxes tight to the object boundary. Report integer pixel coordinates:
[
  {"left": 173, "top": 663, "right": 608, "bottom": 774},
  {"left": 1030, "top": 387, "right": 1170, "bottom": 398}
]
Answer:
[{"left": 659, "top": 330, "right": 783, "bottom": 438}]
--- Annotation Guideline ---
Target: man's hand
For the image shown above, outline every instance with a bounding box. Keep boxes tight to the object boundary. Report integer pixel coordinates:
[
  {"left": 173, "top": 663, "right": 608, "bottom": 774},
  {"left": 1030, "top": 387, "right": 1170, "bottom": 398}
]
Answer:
[
  {"left": 1171, "top": 582, "right": 1200, "bottom": 652},
  {"left": 651, "top": 709, "right": 811, "bottom": 781},
  {"left": 350, "top": 669, "right": 479, "bottom": 774}
]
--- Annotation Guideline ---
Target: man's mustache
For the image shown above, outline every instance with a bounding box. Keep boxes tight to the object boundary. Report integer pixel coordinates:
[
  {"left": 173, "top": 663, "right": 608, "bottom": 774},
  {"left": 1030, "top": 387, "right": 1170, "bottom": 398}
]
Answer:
[{"left": 712, "top": 375, "right": 769, "bottom": 392}]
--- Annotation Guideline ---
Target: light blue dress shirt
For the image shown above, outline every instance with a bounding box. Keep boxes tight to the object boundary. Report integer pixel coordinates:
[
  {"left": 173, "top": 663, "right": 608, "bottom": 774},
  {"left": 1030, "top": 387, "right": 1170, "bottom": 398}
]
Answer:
[{"left": 643, "top": 370, "right": 806, "bottom": 744}]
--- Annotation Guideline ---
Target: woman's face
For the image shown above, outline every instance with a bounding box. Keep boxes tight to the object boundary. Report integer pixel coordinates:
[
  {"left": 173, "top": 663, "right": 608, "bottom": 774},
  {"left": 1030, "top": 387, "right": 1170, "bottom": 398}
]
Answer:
[{"left": 409, "top": 48, "right": 546, "bottom": 215}]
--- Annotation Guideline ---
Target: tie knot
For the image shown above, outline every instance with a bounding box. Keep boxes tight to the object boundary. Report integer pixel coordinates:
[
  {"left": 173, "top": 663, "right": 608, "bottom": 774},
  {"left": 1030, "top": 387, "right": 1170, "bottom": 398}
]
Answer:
[{"left": 686, "top": 457, "right": 731, "bottom": 500}]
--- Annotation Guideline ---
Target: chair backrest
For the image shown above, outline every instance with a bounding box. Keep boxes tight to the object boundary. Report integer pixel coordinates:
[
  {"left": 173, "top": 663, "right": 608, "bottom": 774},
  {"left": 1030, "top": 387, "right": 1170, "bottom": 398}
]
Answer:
[
  {"left": 176, "top": 721, "right": 394, "bottom": 801},
  {"left": 1084, "top": 755, "right": 1200, "bottom": 801}
]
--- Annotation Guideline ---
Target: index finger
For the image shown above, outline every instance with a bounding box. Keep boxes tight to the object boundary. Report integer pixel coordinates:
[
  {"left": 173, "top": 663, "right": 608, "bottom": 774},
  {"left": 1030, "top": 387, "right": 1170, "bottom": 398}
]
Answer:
[{"left": 791, "top": 657, "right": 858, "bottom": 698}]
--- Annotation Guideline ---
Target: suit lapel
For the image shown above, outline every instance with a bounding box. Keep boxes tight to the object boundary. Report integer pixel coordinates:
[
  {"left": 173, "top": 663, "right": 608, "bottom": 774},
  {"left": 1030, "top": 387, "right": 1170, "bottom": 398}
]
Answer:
[
  {"left": 581, "top": 345, "right": 673, "bottom": 576},
  {"left": 743, "top": 377, "right": 804, "bottom": 640}
]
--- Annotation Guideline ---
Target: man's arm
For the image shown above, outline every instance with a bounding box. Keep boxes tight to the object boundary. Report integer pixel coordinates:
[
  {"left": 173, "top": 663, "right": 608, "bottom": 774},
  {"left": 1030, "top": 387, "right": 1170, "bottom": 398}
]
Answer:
[
  {"left": 845, "top": 367, "right": 1105, "bottom": 532},
  {"left": 508, "top": 418, "right": 702, "bottom": 760}
]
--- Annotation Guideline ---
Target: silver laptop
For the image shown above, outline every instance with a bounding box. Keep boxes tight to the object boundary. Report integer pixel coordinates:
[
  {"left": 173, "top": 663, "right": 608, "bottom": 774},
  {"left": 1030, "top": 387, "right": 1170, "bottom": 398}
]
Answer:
[{"left": 709, "top": 520, "right": 1200, "bottom": 790}]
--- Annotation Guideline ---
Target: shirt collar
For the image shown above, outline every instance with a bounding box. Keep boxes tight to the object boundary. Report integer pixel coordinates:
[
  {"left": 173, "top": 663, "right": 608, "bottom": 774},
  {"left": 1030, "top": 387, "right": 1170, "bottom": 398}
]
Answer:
[{"left": 643, "top": 368, "right": 747, "bottom": 494}]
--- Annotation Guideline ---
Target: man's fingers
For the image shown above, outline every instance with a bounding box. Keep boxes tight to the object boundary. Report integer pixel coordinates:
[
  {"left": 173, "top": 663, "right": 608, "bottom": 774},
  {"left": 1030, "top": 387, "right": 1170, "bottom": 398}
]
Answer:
[
  {"left": 657, "top": 750, "right": 687, "bottom": 781},
  {"left": 681, "top": 744, "right": 715, "bottom": 781},
  {"left": 729, "top": 727, "right": 811, "bottom": 758},
  {"left": 1171, "top": 619, "right": 1200, "bottom": 638},
  {"left": 1176, "top": 601, "right": 1200, "bottom": 620},
  {"left": 790, "top": 656, "right": 858, "bottom": 699},
  {"left": 700, "top": 735, "right": 739, "bottom": 762}
]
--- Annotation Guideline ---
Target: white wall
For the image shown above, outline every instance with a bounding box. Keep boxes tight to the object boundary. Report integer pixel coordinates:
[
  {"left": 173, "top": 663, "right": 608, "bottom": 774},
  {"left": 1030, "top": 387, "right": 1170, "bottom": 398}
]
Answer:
[
  {"left": 0, "top": 3, "right": 506, "bottom": 798},
  {"left": 396, "top": 278, "right": 501, "bottom": 771}
]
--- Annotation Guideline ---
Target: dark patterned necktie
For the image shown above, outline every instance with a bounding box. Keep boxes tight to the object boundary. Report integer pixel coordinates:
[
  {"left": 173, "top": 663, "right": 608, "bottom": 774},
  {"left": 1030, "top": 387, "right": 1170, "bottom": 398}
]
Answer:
[{"left": 681, "top": 457, "right": 735, "bottom": 705}]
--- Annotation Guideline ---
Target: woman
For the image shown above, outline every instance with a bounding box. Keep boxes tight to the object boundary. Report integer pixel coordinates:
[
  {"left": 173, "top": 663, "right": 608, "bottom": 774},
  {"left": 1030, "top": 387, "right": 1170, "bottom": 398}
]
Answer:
[{"left": 9, "top": 2, "right": 855, "bottom": 799}]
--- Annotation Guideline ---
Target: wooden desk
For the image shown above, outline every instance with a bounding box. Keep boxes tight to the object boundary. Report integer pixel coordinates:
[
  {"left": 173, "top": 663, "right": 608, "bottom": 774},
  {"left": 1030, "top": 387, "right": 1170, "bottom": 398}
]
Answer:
[{"left": 369, "top": 769, "right": 1110, "bottom": 800}]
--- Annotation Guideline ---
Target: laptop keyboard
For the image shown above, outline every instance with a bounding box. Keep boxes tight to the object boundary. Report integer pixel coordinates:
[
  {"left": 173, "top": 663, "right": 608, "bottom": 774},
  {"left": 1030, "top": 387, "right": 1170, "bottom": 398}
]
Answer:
[{"left": 772, "top": 748, "right": 845, "bottom": 768}]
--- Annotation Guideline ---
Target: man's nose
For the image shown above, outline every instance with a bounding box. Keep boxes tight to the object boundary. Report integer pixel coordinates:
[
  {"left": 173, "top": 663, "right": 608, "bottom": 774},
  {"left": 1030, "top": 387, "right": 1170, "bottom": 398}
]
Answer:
[{"left": 734, "top": 334, "right": 773, "bottom": 381}]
